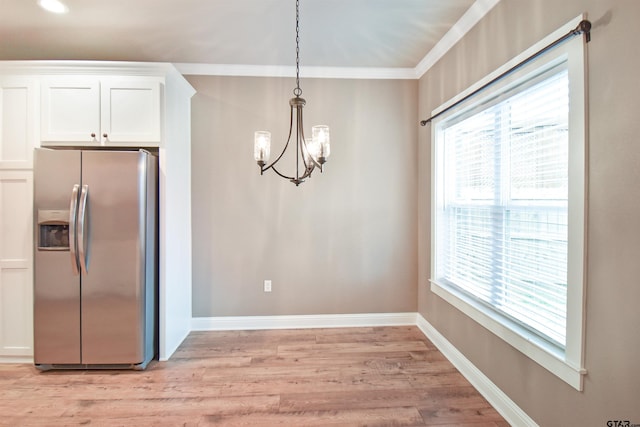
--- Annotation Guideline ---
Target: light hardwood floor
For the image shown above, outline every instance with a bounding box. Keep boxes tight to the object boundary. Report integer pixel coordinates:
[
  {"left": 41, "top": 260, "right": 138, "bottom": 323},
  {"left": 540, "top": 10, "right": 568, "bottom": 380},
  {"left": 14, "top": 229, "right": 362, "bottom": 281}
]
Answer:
[{"left": 0, "top": 326, "right": 509, "bottom": 426}]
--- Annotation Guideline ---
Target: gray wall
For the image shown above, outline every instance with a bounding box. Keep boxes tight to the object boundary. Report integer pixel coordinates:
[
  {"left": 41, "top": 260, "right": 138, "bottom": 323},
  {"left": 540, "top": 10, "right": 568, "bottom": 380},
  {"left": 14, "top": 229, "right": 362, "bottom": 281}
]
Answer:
[
  {"left": 188, "top": 76, "right": 418, "bottom": 317},
  {"left": 418, "top": 0, "right": 640, "bottom": 426}
]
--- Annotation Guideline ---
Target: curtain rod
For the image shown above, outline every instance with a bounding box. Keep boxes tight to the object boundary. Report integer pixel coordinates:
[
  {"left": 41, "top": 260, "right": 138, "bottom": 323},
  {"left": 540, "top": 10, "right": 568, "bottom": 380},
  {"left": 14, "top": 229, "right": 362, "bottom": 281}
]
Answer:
[{"left": 420, "top": 19, "right": 592, "bottom": 127}]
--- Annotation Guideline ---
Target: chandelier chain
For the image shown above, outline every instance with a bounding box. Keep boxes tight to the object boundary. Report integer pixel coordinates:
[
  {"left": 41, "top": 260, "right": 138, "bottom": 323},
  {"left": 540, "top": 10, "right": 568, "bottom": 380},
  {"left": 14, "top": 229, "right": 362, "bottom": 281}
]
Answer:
[{"left": 294, "top": 0, "right": 302, "bottom": 97}]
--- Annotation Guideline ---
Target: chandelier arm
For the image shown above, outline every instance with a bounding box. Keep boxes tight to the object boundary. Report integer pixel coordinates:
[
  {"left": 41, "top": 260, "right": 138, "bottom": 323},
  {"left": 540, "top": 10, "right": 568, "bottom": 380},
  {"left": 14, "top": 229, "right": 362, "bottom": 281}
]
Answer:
[
  {"left": 269, "top": 106, "right": 300, "bottom": 181},
  {"left": 300, "top": 136, "right": 323, "bottom": 171},
  {"left": 298, "top": 107, "right": 310, "bottom": 171},
  {"left": 297, "top": 104, "right": 323, "bottom": 171},
  {"left": 273, "top": 105, "right": 314, "bottom": 184},
  {"left": 295, "top": 106, "right": 301, "bottom": 182},
  {"left": 303, "top": 148, "right": 322, "bottom": 170},
  {"left": 260, "top": 104, "right": 296, "bottom": 173},
  {"left": 272, "top": 161, "right": 312, "bottom": 184},
  {"left": 298, "top": 107, "right": 314, "bottom": 175},
  {"left": 270, "top": 165, "right": 297, "bottom": 181},
  {"left": 298, "top": 163, "right": 315, "bottom": 181},
  {"left": 299, "top": 149, "right": 316, "bottom": 180}
]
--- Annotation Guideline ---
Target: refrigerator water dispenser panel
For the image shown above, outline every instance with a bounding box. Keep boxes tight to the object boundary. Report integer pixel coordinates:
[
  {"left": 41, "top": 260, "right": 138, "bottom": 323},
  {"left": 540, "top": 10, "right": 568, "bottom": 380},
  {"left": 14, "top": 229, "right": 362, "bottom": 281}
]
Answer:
[{"left": 38, "top": 210, "right": 70, "bottom": 250}]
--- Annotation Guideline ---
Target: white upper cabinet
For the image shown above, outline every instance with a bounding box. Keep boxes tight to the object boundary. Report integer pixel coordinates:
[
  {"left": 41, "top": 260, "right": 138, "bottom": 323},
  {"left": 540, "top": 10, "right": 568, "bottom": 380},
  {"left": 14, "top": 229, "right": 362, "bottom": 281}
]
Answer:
[
  {"left": 0, "top": 77, "right": 38, "bottom": 169},
  {"left": 41, "top": 77, "right": 99, "bottom": 145},
  {"left": 41, "top": 76, "right": 161, "bottom": 147},
  {"left": 101, "top": 78, "right": 161, "bottom": 145}
]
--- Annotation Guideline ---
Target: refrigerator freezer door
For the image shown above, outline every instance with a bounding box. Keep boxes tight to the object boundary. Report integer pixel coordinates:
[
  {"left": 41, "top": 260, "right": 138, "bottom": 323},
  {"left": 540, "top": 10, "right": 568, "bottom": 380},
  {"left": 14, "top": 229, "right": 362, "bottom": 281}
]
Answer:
[
  {"left": 34, "top": 148, "right": 82, "bottom": 364},
  {"left": 79, "top": 150, "right": 148, "bottom": 364}
]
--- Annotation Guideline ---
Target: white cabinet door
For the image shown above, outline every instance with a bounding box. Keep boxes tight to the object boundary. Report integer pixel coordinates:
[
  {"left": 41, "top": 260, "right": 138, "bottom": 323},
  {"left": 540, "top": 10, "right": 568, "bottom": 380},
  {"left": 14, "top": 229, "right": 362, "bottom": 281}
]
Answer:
[
  {"left": 41, "top": 78, "right": 101, "bottom": 145},
  {"left": 41, "top": 77, "right": 161, "bottom": 147},
  {"left": 0, "top": 78, "right": 38, "bottom": 169},
  {"left": 0, "top": 78, "right": 36, "bottom": 359},
  {"left": 101, "top": 78, "right": 161, "bottom": 146},
  {"left": 0, "top": 170, "right": 33, "bottom": 358}
]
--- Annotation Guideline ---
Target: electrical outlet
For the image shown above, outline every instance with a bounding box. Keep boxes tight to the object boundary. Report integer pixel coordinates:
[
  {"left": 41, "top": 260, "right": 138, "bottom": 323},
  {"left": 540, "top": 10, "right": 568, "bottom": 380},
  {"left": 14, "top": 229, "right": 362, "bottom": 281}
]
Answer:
[{"left": 264, "top": 280, "right": 272, "bottom": 292}]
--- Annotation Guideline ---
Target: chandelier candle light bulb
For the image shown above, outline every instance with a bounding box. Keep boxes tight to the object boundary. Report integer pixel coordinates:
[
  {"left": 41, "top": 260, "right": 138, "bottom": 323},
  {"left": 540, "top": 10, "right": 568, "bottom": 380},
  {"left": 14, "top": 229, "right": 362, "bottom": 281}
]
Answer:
[
  {"left": 312, "top": 125, "right": 330, "bottom": 163},
  {"left": 253, "top": 0, "right": 331, "bottom": 186},
  {"left": 254, "top": 131, "right": 271, "bottom": 168}
]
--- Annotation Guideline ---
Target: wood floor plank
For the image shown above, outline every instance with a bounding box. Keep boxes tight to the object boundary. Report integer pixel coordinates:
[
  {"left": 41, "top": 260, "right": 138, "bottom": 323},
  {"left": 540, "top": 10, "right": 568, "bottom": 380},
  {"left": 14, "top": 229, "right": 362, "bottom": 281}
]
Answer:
[
  {"left": 276, "top": 340, "right": 431, "bottom": 357},
  {"left": 202, "top": 371, "right": 416, "bottom": 397},
  {"left": 279, "top": 384, "right": 506, "bottom": 424},
  {"left": 171, "top": 344, "right": 278, "bottom": 359},
  {"left": 314, "top": 326, "right": 433, "bottom": 345},
  {"left": 0, "top": 415, "right": 205, "bottom": 427},
  {"left": 185, "top": 329, "right": 318, "bottom": 346},
  {"left": 0, "top": 326, "right": 509, "bottom": 426},
  {"left": 61, "top": 395, "right": 280, "bottom": 418},
  {"left": 204, "top": 406, "right": 425, "bottom": 426}
]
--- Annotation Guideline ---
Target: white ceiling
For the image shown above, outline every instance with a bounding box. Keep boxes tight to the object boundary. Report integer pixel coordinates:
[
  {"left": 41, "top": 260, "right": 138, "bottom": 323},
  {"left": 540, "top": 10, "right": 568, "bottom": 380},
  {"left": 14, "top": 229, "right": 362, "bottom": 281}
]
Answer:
[{"left": 0, "top": 0, "right": 497, "bottom": 77}]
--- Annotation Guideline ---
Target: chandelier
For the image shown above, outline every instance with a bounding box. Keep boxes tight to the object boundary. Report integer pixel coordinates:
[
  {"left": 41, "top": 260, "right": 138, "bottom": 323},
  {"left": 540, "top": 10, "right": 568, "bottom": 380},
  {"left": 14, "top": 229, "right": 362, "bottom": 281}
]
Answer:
[{"left": 253, "top": 0, "right": 331, "bottom": 186}]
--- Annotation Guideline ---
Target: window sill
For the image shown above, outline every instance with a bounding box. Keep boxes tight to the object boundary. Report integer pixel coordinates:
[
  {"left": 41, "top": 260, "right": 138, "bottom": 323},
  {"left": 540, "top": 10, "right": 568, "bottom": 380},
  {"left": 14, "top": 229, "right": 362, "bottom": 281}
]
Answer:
[{"left": 430, "top": 279, "right": 586, "bottom": 391}]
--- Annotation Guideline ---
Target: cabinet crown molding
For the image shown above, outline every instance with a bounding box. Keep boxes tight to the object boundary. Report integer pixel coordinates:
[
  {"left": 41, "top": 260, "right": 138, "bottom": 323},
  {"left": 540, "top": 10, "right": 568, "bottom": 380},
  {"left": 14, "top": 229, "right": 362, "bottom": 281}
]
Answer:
[{"left": 0, "top": 60, "right": 179, "bottom": 77}]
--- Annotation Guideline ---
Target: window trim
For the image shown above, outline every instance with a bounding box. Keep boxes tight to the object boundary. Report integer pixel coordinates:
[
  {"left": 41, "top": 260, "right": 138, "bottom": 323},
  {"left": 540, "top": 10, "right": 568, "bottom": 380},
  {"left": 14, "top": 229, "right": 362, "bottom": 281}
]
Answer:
[{"left": 429, "top": 15, "right": 587, "bottom": 391}]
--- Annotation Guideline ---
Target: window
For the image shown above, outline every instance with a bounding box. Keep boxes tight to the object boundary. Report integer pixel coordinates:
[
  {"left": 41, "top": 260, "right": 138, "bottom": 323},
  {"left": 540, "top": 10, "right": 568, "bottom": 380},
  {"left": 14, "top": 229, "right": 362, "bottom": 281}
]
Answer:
[{"left": 430, "top": 17, "right": 587, "bottom": 390}]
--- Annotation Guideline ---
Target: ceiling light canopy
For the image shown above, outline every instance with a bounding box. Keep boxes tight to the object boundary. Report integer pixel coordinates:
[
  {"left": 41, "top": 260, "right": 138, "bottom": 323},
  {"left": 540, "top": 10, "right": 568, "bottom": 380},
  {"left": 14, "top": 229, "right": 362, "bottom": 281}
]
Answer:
[
  {"left": 253, "top": 0, "right": 331, "bottom": 186},
  {"left": 38, "top": 0, "right": 69, "bottom": 14}
]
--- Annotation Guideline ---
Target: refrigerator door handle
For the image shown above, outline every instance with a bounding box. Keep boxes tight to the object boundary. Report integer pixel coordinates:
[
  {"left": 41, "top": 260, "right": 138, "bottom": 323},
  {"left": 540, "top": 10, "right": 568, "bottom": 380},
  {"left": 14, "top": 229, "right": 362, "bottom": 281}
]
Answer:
[
  {"left": 69, "top": 184, "right": 80, "bottom": 275},
  {"left": 77, "top": 184, "right": 90, "bottom": 275}
]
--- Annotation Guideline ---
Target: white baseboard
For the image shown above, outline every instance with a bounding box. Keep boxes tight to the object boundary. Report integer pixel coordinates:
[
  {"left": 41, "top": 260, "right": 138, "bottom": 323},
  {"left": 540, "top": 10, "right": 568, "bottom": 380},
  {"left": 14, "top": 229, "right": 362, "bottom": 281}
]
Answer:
[
  {"left": 191, "top": 312, "right": 418, "bottom": 331},
  {"left": 0, "top": 356, "right": 32, "bottom": 364},
  {"left": 415, "top": 314, "right": 538, "bottom": 427}
]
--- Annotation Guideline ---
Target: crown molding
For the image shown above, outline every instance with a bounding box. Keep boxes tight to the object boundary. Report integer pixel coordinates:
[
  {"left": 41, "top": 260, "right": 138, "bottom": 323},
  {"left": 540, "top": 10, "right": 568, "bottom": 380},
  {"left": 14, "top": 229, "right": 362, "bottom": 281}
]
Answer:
[
  {"left": 174, "top": 63, "right": 417, "bottom": 80},
  {"left": 415, "top": 0, "right": 500, "bottom": 78},
  {"left": 0, "top": 60, "right": 177, "bottom": 76}
]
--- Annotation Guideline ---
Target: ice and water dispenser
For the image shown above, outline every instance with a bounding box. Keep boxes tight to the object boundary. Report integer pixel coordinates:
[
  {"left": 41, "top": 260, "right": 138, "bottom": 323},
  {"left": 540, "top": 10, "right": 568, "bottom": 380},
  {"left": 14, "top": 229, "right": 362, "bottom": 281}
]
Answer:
[{"left": 37, "top": 210, "right": 70, "bottom": 250}]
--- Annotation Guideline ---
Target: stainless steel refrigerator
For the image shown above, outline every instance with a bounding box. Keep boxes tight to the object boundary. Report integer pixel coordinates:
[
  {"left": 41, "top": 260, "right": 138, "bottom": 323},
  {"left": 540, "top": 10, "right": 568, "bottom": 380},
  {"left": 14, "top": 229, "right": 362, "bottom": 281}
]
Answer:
[{"left": 33, "top": 148, "right": 158, "bottom": 370}]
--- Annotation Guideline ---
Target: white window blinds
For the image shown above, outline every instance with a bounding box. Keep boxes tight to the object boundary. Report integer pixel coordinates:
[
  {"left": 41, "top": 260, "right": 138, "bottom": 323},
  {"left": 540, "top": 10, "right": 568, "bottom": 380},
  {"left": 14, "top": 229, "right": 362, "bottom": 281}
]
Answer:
[{"left": 434, "top": 63, "right": 569, "bottom": 348}]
